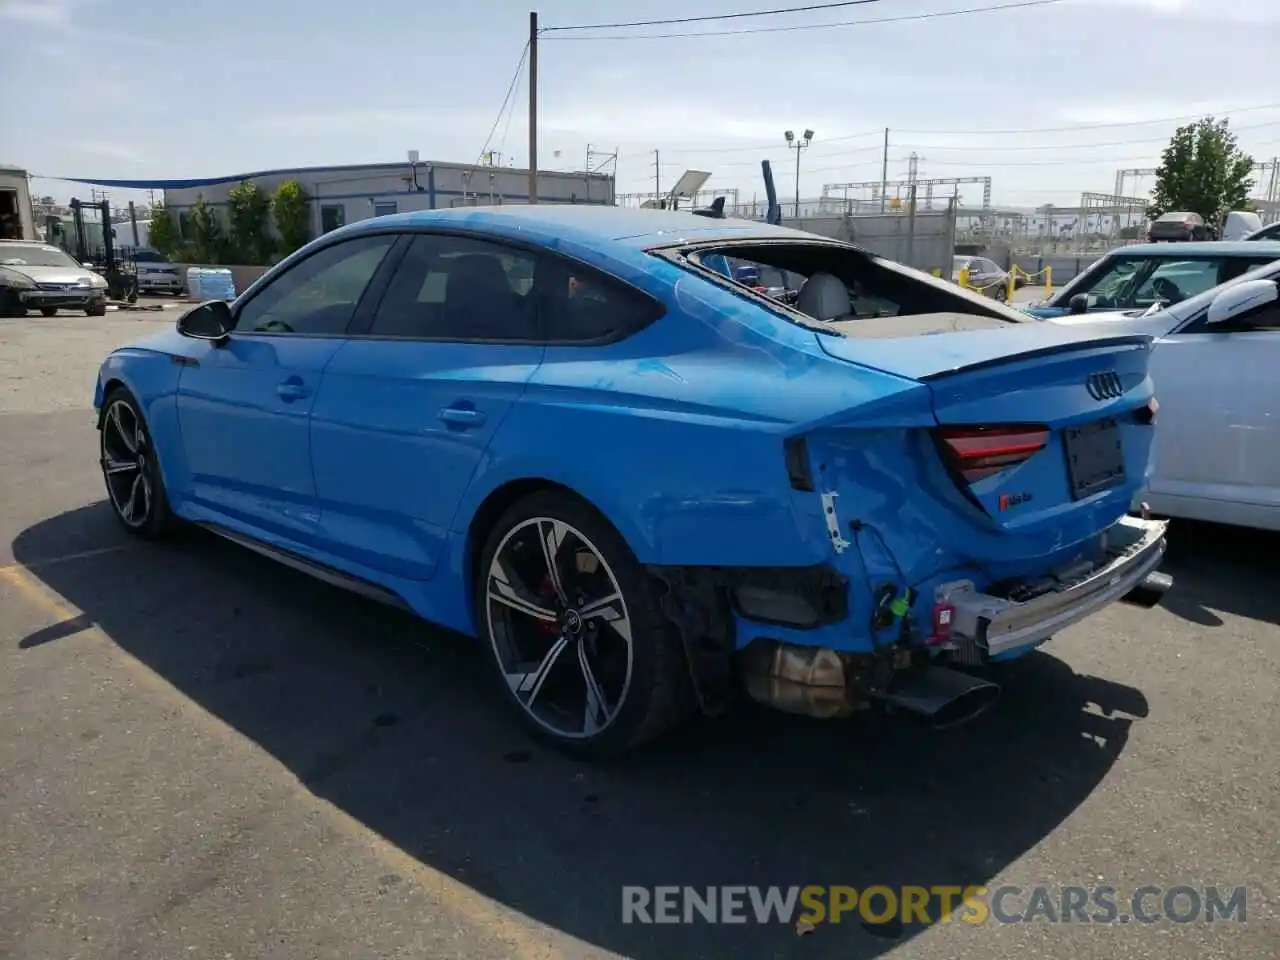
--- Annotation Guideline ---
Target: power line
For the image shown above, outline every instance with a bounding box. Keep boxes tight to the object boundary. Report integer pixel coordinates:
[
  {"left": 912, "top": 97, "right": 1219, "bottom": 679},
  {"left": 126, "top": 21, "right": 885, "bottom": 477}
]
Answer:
[
  {"left": 542, "top": 0, "right": 1066, "bottom": 41},
  {"left": 660, "top": 129, "right": 882, "bottom": 155},
  {"left": 893, "top": 119, "right": 1280, "bottom": 152},
  {"left": 894, "top": 102, "right": 1280, "bottom": 135},
  {"left": 543, "top": 0, "right": 887, "bottom": 32},
  {"left": 474, "top": 40, "right": 531, "bottom": 168}
]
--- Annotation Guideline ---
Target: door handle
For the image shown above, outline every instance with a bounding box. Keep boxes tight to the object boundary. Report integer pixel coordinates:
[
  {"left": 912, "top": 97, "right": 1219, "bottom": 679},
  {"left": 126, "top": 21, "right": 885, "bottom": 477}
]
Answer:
[
  {"left": 276, "top": 377, "right": 310, "bottom": 401},
  {"left": 438, "top": 405, "right": 487, "bottom": 427}
]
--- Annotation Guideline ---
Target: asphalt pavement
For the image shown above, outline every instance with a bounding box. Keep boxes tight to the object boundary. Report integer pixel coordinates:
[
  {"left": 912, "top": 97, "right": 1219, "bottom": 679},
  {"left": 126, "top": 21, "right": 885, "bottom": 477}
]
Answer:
[{"left": 0, "top": 312, "right": 1276, "bottom": 960}]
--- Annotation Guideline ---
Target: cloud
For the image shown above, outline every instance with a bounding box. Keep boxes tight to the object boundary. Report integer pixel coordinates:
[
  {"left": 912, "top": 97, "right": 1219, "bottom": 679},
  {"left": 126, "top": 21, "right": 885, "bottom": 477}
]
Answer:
[
  {"left": 1073, "top": 0, "right": 1280, "bottom": 21},
  {"left": 0, "top": 0, "right": 76, "bottom": 22},
  {"left": 243, "top": 107, "right": 485, "bottom": 137},
  {"left": 59, "top": 141, "right": 146, "bottom": 164}
]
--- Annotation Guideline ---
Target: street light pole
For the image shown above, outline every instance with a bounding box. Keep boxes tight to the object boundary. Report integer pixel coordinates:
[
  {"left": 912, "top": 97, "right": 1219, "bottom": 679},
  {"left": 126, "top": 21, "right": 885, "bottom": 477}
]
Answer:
[{"left": 784, "top": 129, "right": 814, "bottom": 219}]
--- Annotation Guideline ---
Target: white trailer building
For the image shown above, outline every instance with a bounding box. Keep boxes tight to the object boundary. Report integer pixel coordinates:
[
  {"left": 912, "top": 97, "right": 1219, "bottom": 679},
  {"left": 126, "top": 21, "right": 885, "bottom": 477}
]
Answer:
[{"left": 161, "top": 158, "right": 615, "bottom": 239}]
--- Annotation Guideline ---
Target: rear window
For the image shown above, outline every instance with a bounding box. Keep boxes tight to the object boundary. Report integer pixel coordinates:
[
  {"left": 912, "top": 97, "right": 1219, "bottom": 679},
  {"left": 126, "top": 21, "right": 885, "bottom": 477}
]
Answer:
[{"left": 675, "top": 240, "right": 1030, "bottom": 332}]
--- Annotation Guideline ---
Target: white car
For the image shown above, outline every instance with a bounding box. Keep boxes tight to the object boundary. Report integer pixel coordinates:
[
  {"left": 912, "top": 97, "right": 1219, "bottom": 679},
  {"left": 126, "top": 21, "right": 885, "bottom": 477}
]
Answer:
[
  {"left": 1050, "top": 261, "right": 1280, "bottom": 531},
  {"left": 131, "top": 248, "right": 184, "bottom": 294}
]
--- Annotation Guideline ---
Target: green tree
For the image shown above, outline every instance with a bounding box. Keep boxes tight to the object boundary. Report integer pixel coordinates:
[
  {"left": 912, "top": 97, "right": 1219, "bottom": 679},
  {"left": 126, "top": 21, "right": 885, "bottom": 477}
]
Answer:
[
  {"left": 147, "top": 203, "right": 184, "bottom": 259},
  {"left": 271, "top": 179, "right": 311, "bottom": 257},
  {"left": 227, "top": 180, "right": 272, "bottom": 264},
  {"left": 1148, "top": 117, "right": 1256, "bottom": 227},
  {"left": 189, "top": 195, "right": 228, "bottom": 263}
]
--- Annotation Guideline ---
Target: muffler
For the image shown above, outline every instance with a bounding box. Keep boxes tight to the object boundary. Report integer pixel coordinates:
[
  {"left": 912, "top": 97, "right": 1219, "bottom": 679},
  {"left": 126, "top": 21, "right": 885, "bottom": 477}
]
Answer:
[
  {"left": 871, "top": 666, "right": 1001, "bottom": 729},
  {"left": 1120, "top": 570, "right": 1173, "bottom": 609}
]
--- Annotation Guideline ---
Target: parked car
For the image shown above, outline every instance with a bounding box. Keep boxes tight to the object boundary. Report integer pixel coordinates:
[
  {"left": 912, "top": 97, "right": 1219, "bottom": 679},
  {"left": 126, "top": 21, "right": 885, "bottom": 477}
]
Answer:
[
  {"left": 92, "top": 207, "right": 1171, "bottom": 757},
  {"left": 951, "top": 255, "right": 1011, "bottom": 300},
  {"left": 1048, "top": 258, "right": 1280, "bottom": 531},
  {"left": 0, "top": 239, "right": 108, "bottom": 316},
  {"left": 1147, "top": 210, "right": 1212, "bottom": 242},
  {"left": 1020, "top": 241, "right": 1280, "bottom": 319},
  {"left": 131, "top": 248, "right": 184, "bottom": 295}
]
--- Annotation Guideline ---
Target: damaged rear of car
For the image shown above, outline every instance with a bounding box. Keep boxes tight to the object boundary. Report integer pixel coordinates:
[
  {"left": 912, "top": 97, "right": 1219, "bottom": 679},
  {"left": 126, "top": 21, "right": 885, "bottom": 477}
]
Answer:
[{"left": 649, "top": 234, "right": 1170, "bottom": 729}]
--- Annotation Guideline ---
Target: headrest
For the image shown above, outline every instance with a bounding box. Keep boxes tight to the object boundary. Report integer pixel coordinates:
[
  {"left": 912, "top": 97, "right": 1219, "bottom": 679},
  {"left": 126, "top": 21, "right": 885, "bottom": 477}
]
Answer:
[{"left": 795, "top": 272, "right": 852, "bottom": 321}]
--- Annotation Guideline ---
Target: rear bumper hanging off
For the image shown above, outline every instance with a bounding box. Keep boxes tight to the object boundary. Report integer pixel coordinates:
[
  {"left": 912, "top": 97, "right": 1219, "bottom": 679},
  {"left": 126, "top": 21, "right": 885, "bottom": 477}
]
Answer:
[{"left": 936, "top": 515, "right": 1169, "bottom": 659}]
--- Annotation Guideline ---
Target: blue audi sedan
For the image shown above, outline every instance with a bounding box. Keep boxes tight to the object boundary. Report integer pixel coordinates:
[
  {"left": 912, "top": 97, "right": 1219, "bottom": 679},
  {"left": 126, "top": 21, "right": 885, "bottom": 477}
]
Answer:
[{"left": 93, "top": 206, "right": 1171, "bottom": 757}]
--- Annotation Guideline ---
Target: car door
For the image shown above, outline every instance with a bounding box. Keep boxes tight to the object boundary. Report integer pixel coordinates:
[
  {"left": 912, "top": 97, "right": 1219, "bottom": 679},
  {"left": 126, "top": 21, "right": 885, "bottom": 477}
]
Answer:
[
  {"left": 309, "top": 232, "right": 546, "bottom": 580},
  {"left": 174, "top": 233, "right": 398, "bottom": 542},
  {"left": 1146, "top": 296, "right": 1280, "bottom": 520}
]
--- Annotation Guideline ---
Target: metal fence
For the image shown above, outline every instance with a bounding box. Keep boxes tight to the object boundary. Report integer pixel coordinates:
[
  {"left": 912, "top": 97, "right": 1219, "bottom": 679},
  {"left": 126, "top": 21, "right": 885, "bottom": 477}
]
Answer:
[{"left": 724, "top": 197, "right": 958, "bottom": 275}]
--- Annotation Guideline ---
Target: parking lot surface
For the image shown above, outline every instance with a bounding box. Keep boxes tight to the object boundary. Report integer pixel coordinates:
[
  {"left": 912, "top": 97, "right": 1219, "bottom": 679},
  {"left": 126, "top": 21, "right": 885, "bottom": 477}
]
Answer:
[{"left": 1, "top": 313, "right": 1276, "bottom": 959}]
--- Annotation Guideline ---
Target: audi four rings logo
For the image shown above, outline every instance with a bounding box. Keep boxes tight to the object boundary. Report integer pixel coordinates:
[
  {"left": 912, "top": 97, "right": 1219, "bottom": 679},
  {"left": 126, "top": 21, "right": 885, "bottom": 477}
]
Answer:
[{"left": 1086, "top": 371, "right": 1123, "bottom": 400}]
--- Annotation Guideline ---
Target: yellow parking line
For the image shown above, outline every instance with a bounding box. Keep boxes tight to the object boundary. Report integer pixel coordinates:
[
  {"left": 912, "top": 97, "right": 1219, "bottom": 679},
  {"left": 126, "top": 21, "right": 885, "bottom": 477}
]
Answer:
[
  {"left": 0, "top": 543, "right": 133, "bottom": 573},
  {"left": 1, "top": 562, "right": 565, "bottom": 960}
]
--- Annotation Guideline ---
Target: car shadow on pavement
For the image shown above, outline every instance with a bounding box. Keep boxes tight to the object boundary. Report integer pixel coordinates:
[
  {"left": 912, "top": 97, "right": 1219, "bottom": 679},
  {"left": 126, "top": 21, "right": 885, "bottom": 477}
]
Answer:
[
  {"left": 1158, "top": 519, "right": 1280, "bottom": 628},
  {"left": 14, "top": 502, "right": 1150, "bottom": 959}
]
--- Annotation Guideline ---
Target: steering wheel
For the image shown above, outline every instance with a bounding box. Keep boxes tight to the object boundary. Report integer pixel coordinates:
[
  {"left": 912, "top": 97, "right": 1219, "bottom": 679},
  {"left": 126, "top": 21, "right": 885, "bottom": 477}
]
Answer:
[{"left": 1151, "top": 276, "right": 1183, "bottom": 304}]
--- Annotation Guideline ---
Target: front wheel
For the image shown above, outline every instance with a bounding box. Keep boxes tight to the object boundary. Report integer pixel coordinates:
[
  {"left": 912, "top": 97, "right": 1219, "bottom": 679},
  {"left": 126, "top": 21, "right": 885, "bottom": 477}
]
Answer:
[
  {"left": 475, "top": 491, "right": 692, "bottom": 759},
  {"left": 993, "top": 284, "right": 1008, "bottom": 302},
  {"left": 99, "top": 388, "right": 179, "bottom": 538},
  {"left": 40, "top": 307, "right": 58, "bottom": 317},
  {"left": 86, "top": 302, "right": 107, "bottom": 317}
]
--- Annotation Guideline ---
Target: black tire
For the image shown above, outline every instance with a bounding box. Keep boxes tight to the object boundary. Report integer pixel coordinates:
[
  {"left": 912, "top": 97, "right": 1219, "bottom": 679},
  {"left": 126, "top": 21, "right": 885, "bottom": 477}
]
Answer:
[
  {"left": 40, "top": 307, "right": 58, "bottom": 317},
  {"left": 99, "top": 386, "right": 180, "bottom": 538},
  {"left": 0, "top": 289, "right": 24, "bottom": 318},
  {"left": 474, "top": 490, "right": 693, "bottom": 759},
  {"left": 86, "top": 302, "right": 107, "bottom": 317},
  {"left": 994, "top": 284, "right": 1007, "bottom": 302}
]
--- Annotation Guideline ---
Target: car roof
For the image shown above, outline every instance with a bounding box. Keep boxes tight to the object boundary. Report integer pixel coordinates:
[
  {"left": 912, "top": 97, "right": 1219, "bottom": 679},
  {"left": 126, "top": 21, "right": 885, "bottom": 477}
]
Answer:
[
  {"left": 1107, "top": 240, "right": 1280, "bottom": 257},
  {"left": 339, "top": 204, "right": 816, "bottom": 250}
]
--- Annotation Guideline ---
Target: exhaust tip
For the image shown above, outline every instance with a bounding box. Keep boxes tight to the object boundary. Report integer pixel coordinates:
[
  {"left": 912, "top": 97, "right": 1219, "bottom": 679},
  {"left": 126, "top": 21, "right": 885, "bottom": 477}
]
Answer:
[
  {"left": 928, "top": 683, "right": 1002, "bottom": 729},
  {"left": 872, "top": 666, "right": 1002, "bottom": 730}
]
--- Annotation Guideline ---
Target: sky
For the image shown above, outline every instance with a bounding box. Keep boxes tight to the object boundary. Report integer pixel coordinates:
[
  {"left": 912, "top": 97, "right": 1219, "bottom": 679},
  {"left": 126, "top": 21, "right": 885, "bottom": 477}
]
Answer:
[{"left": 4, "top": 0, "right": 1280, "bottom": 211}]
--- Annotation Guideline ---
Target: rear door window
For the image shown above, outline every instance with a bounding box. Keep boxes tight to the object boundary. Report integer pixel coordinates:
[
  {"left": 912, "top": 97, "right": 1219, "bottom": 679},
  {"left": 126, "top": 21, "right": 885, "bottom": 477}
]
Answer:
[{"left": 366, "top": 233, "right": 540, "bottom": 341}]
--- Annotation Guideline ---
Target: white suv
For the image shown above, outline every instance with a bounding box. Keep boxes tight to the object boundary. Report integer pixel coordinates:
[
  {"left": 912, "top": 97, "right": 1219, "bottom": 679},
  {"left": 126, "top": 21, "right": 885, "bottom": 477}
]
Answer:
[{"left": 132, "top": 249, "right": 184, "bottom": 294}]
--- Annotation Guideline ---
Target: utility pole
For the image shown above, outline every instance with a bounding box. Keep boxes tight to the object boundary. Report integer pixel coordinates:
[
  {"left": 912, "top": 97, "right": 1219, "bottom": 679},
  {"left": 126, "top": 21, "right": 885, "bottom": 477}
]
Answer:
[
  {"left": 879, "top": 127, "right": 889, "bottom": 213},
  {"left": 528, "top": 10, "right": 539, "bottom": 204},
  {"left": 653, "top": 150, "right": 661, "bottom": 205}
]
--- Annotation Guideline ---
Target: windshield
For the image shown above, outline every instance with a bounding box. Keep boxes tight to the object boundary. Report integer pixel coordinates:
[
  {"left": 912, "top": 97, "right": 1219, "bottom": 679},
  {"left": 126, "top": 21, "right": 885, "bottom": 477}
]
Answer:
[{"left": 0, "top": 243, "right": 81, "bottom": 269}]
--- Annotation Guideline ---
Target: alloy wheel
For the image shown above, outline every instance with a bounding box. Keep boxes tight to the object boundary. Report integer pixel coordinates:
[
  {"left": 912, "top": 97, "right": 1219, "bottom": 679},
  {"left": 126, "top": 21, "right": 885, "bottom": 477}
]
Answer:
[
  {"left": 100, "top": 399, "right": 152, "bottom": 528},
  {"left": 485, "top": 517, "right": 635, "bottom": 740}
]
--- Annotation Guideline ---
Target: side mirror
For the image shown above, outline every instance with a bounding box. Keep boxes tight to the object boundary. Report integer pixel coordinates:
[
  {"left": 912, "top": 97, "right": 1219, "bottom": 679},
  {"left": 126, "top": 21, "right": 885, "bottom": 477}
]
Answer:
[
  {"left": 1206, "top": 278, "right": 1279, "bottom": 328},
  {"left": 1069, "top": 293, "right": 1089, "bottom": 315},
  {"left": 177, "top": 300, "right": 233, "bottom": 342}
]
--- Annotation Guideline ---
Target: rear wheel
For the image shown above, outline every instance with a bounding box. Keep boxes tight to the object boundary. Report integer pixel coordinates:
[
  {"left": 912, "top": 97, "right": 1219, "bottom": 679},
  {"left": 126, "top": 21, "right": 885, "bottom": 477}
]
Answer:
[
  {"left": 100, "top": 388, "right": 179, "bottom": 538},
  {"left": 475, "top": 491, "right": 692, "bottom": 759},
  {"left": 40, "top": 307, "right": 57, "bottom": 317},
  {"left": 993, "top": 284, "right": 1008, "bottom": 302}
]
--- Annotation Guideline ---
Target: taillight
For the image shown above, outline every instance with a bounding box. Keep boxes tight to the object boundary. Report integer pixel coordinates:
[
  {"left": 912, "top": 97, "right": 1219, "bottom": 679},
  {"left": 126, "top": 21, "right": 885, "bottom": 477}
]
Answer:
[{"left": 936, "top": 424, "right": 1050, "bottom": 484}]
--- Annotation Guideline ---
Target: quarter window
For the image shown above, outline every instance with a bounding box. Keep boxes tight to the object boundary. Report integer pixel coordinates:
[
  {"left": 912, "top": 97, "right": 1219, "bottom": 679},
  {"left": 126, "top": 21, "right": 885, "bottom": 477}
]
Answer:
[
  {"left": 234, "top": 234, "right": 396, "bottom": 335},
  {"left": 537, "top": 256, "right": 662, "bottom": 342},
  {"left": 367, "top": 234, "right": 540, "bottom": 341}
]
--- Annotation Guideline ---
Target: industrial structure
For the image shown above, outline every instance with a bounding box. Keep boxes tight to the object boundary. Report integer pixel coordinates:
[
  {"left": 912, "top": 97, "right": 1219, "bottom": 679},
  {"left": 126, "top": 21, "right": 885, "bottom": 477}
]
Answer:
[{"left": 157, "top": 155, "right": 614, "bottom": 240}]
